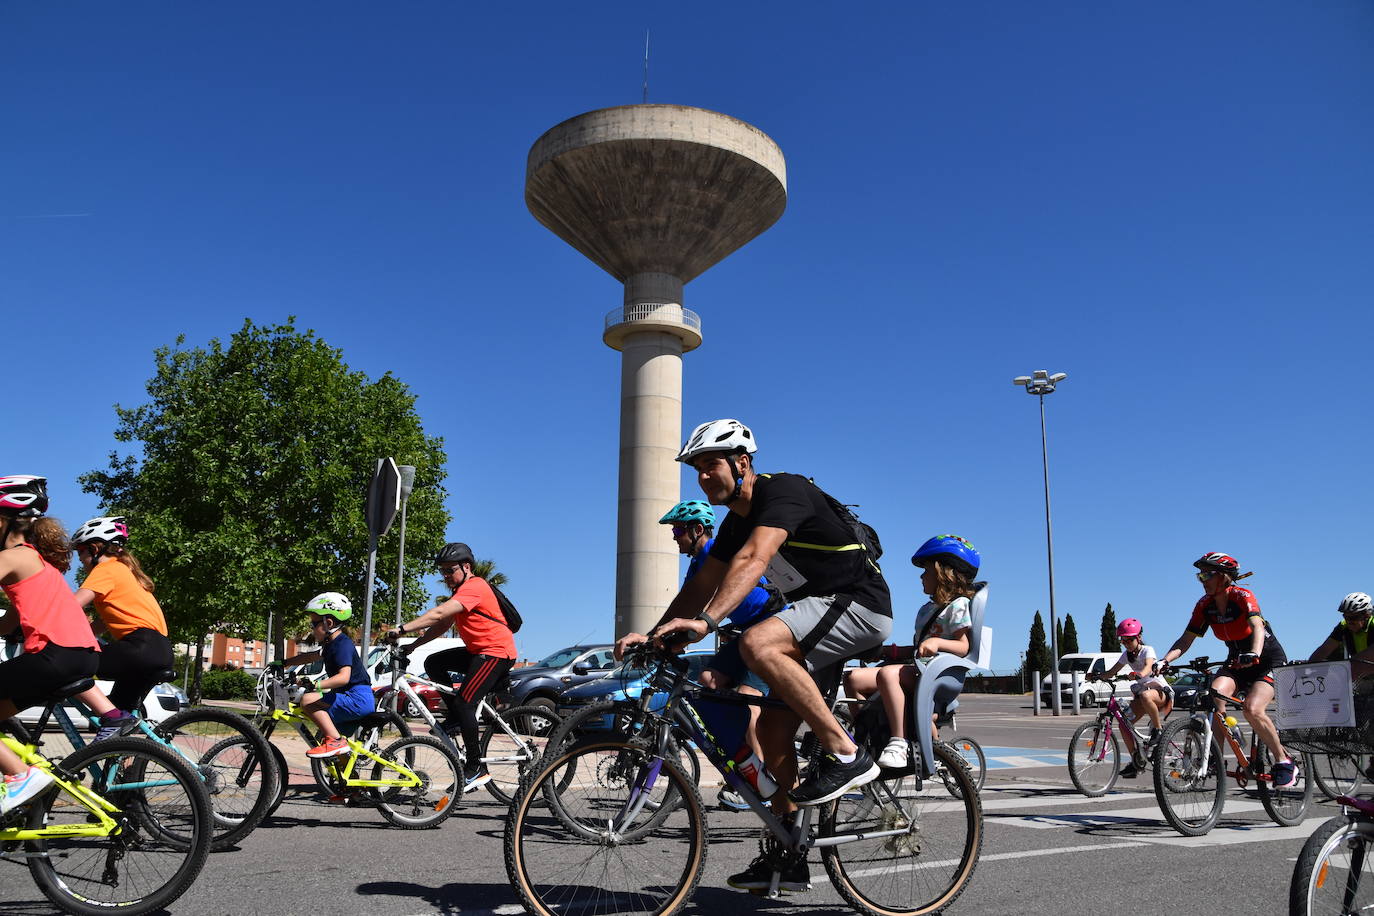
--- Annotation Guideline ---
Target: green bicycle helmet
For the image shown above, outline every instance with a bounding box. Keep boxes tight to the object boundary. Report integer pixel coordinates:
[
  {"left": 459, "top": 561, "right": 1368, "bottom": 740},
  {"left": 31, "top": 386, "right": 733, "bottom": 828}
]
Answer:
[
  {"left": 305, "top": 592, "right": 353, "bottom": 622},
  {"left": 658, "top": 500, "right": 716, "bottom": 528}
]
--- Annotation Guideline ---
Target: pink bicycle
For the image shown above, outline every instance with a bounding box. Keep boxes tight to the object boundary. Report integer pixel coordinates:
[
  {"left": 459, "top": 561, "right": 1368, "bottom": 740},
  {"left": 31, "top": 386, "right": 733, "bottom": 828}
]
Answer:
[{"left": 1067, "top": 676, "right": 1160, "bottom": 796}]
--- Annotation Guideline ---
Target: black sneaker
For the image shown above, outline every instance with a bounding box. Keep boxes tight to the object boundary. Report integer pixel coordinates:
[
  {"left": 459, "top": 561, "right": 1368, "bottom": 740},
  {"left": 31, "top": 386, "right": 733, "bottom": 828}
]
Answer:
[
  {"left": 726, "top": 854, "right": 811, "bottom": 893},
  {"left": 462, "top": 764, "right": 491, "bottom": 793},
  {"left": 788, "top": 747, "right": 879, "bottom": 807},
  {"left": 1271, "top": 759, "right": 1299, "bottom": 789},
  {"left": 1119, "top": 762, "right": 1139, "bottom": 779}
]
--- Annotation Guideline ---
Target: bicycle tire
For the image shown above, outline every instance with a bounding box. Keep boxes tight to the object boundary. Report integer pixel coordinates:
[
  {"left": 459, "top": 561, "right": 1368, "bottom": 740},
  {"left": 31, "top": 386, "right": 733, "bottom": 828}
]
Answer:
[
  {"left": 947, "top": 733, "right": 987, "bottom": 793},
  {"left": 1311, "top": 752, "right": 1368, "bottom": 802},
  {"left": 1290, "top": 813, "right": 1374, "bottom": 916},
  {"left": 370, "top": 734, "right": 463, "bottom": 829},
  {"left": 480, "top": 704, "right": 561, "bottom": 804},
  {"left": 26, "top": 736, "right": 213, "bottom": 916},
  {"left": 157, "top": 706, "right": 279, "bottom": 849},
  {"left": 1152, "top": 716, "right": 1224, "bottom": 836},
  {"left": 310, "top": 709, "right": 410, "bottom": 795},
  {"left": 505, "top": 736, "right": 707, "bottom": 916},
  {"left": 1068, "top": 719, "right": 1120, "bottom": 797},
  {"left": 265, "top": 742, "right": 290, "bottom": 815},
  {"left": 1255, "top": 743, "right": 1313, "bottom": 827},
  {"left": 822, "top": 739, "right": 983, "bottom": 916}
]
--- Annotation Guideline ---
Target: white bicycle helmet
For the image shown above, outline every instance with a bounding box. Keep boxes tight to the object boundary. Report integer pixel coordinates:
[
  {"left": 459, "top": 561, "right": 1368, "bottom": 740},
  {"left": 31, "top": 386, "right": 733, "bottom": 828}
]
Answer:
[
  {"left": 72, "top": 516, "right": 129, "bottom": 547},
  {"left": 676, "top": 419, "right": 757, "bottom": 463},
  {"left": 305, "top": 592, "right": 353, "bottom": 622},
  {"left": 1340, "top": 593, "right": 1373, "bottom": 617}
]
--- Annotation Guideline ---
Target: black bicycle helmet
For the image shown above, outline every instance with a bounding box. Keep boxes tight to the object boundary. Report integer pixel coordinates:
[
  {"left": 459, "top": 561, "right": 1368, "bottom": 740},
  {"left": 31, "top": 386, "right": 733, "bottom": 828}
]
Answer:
[{"left": 435, "top": 542, "right": 475, "bottom": 566}]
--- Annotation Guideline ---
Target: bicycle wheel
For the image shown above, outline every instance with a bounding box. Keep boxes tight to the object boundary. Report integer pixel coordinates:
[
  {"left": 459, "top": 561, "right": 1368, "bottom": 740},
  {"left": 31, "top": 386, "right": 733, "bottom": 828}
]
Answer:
[
  {"left": 310, "top": 710, "right": 410, "bottom": 795},
  {"left": 1256, "top": 744, "right": 1313, "bottom": 826},
  {"left": 1152, "top": 717, "right": 1225, "bottom": 836},
  {"left": 946, "top": 733, "right": 986, "bottom": 794},
  {"left": 370, "top": 734, "right": 463, "bottom": 829},
  {"left": 1312, "top": 752, "right": 1368, "bottom": 801},
  {"left": 480, "top": 703, "right": 561, "bottom": 804},
  {"left": 822, "top": 739, "right": 982, "bottom": 916},
  {"left": 26, "top": 737, "right": 213, "bottom": 916},
  {"left": 265, "top": 742, "right": 290, "bottom": 815},
  {"left": 506, "top": 737, "right": 707, "bottom": 916},
  {"left": 1068, "top": 719, "right": 1120, "bottom": 797},
  {"left": 157, "top": 706, "right": 279, "bottom": 849},
  {"left": 1291, "top": 814, "right": 1374, "bottom": 916}
]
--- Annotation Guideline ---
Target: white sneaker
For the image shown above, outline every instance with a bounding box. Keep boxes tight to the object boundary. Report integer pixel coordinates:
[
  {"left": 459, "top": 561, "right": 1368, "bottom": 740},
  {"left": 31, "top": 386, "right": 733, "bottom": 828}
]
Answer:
[
  {"left": 877, "top": 738, "right": 910, "bottom": 769},
  {"left": 0, "top": 766, "right": 54, "bottom": 815}
]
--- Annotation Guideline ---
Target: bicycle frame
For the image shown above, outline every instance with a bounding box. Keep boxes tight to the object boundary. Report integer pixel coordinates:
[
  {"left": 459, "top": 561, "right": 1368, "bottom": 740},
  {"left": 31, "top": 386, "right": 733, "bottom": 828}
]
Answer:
[
  {"left": 0, "top": 733, "right": 122, "bottom": 843},
  {"left": 1174, "top": 661, "right": 1271, "bottom": 789}
]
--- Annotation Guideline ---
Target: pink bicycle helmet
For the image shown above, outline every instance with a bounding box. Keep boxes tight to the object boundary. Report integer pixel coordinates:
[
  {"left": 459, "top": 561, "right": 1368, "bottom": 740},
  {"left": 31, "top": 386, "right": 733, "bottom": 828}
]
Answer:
[{"left": 1116, "top": 618, "right": 1143, "bottom": 639}]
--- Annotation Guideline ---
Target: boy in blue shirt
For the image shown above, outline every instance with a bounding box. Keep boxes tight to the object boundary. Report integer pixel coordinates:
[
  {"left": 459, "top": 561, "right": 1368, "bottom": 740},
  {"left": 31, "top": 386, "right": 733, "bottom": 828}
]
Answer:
[{"left": 279, "top": 592, "right": 374, "bottom": 759}]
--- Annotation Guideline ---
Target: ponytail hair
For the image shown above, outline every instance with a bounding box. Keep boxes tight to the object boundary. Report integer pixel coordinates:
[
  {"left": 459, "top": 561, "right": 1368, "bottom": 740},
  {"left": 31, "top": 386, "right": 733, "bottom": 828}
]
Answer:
[
  {"left": 6, "top": 515, "right": 73, "bottom": 573},
  {"left": 109, "top": 545, "right": 156, "bottom": 594}
]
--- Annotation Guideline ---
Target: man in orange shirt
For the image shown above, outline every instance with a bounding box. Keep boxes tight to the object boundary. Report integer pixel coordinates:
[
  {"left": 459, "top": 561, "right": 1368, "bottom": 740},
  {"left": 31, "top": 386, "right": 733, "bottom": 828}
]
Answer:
[{"left": 385, "top": 542, "right": 516, "bottom": 791}]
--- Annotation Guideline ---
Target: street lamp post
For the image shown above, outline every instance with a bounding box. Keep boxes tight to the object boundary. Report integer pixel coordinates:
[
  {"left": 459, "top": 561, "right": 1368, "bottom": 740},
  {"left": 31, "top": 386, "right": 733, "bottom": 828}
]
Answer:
[{"left": 1014, "top": 369, "right": 1068, "bottom": 716}]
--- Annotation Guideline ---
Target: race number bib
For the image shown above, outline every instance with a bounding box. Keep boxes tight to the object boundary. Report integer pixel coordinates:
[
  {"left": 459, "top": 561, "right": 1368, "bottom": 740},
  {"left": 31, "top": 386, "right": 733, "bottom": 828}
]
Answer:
[
  {"left": 1274, "top": 660, "right": 1355, "bottom": 729},
  {"left": 764, "top": 553, "right": 808, "bottom": 595}
]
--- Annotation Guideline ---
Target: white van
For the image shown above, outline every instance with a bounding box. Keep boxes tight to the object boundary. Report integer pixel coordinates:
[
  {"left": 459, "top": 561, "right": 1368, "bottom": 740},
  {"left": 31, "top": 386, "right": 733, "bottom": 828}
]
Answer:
[{"left": 1039, "top": 652, "right": 1132, "bottom": 707}]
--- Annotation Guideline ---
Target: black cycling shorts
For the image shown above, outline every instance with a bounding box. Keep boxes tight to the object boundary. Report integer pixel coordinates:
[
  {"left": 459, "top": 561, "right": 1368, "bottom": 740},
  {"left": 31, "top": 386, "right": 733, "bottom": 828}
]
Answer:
[{"left": 0, "top": 643, "right": 99, "bottom": 712}]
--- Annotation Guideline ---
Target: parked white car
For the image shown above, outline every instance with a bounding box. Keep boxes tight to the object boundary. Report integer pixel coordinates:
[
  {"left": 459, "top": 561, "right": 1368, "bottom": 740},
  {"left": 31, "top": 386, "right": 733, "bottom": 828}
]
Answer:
[
  {"left": 1039, "top": 652, "right": 1133, "bottom": 707},
  {"left": 1, "top": 641, "right": 187, "bottom": 726}
]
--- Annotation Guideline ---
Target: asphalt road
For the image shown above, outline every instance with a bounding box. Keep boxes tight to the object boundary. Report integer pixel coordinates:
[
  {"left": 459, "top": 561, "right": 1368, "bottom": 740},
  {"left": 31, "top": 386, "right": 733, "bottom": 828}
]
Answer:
[{"left": 0, "top": 694, "right": 1334, "bottom": 915}]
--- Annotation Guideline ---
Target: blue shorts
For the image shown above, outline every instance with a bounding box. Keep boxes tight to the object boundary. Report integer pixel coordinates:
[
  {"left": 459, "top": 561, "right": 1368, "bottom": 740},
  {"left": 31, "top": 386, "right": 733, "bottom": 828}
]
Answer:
[
  {"left": 707, "top": 640, "right": 769, "bottom": 694},
  {"left": 321, "top": 684, "right": 375, "bottom": 725}
]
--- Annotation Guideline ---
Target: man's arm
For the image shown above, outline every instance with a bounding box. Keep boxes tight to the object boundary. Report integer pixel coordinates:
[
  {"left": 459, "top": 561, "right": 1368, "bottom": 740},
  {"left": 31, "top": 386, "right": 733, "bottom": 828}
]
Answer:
[
  {"left": 700, "top": 526, "right": 787, "bottom": 625},
  {"left": 391, "top": 596, "right": 466, "bottom": 649}
]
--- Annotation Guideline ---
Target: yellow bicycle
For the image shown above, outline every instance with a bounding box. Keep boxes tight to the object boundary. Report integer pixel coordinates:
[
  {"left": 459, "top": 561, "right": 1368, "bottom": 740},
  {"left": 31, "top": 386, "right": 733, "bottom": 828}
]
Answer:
[{"left": 1, "top": 677, "right": 212, "bottom": 915}]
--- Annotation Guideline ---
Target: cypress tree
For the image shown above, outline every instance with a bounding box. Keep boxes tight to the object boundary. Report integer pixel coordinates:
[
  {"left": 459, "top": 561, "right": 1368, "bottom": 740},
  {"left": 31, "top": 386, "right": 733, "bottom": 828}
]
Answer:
[{"left": 1101, "top": 603, "right": 1120, "bottom": 653}]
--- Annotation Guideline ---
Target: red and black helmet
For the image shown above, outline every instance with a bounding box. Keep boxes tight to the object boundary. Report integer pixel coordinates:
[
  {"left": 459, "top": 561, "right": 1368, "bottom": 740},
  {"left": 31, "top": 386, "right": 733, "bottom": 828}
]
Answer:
[{"left": 1194, "top": 552, "right": 1241, "bottom": 577}]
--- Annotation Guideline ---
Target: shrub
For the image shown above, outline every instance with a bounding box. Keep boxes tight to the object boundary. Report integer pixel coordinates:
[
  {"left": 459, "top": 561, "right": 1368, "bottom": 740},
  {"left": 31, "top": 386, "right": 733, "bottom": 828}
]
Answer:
[{"left": 199, "top": 668, "right": 257, "bottom": 701}]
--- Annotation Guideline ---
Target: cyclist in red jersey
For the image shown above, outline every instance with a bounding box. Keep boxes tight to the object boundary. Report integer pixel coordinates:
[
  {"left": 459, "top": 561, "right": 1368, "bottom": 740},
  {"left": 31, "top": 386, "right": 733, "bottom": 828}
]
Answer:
[{"left": 1159, "top": 552, "right": 1298, "bottom": 788}]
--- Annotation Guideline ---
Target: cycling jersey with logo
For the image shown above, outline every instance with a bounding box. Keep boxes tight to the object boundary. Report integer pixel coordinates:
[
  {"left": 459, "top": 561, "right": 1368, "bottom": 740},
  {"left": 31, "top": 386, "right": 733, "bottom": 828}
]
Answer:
[{"left": 1186, "top": 585, "right": 1271, "bottom": 653}]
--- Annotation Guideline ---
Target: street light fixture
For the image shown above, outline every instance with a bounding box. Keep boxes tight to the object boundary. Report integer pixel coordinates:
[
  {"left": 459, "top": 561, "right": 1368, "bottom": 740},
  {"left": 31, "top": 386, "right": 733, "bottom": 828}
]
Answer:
[{"left": 1014, "top": 369, "right": 1068, "bottom": 715}]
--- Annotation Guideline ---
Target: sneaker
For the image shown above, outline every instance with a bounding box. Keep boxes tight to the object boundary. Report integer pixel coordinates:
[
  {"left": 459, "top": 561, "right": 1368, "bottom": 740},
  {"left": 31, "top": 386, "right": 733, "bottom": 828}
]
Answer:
[
  {"left": 726, "top": 853, "right": 811, "bottom": 893},
  {"left": 0, "top": 766, "right": 55, "bottom": 815},
  {"left": 1119, "top": 762, "right": 1139, "bottom": 779},
  {"left": 718, "top": 788, "right": 749, "bottom": 811},
  {"left": 462, "top": 764, "right": 491, "bottom": 792},
  {"left": 877, "top": 738, "right": 910, "bottom": 769},
  {"left": 93, "top": 710, "right": 137, "bottom": 742},
  {"left": 305, "top": 736, "right": 349, "bottom": 759},
  {"left": 789, "top": 747, "right": 879, "bottom": 807},
  {"left": 1145, "top": 728, "right": 1161, "bottom": 751},
  {"left": 1271, "top": 758, "right": 1299, "bottom": 789}
]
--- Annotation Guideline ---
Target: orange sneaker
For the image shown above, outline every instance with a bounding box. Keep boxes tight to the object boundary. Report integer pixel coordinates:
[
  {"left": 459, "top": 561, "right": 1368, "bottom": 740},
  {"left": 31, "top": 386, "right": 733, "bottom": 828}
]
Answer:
[{"left": 306, "top": 736, "right": 349, "bottom": 759}]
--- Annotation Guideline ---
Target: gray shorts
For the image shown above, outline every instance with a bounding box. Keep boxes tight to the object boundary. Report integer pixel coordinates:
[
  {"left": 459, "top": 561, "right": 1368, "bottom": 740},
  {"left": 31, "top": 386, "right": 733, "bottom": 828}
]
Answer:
[{"left": 775, "top": 595, "right": 891, "bottom": 676}]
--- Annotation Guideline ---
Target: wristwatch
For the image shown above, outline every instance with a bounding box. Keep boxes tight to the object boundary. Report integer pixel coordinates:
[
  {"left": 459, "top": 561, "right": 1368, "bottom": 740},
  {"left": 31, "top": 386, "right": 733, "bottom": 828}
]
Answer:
[
  {"left": 397, "top": 623, "right": 407, "bottom": 636},
  {"left": 696, "top": 612, "right": 719, "bottom": 634}
]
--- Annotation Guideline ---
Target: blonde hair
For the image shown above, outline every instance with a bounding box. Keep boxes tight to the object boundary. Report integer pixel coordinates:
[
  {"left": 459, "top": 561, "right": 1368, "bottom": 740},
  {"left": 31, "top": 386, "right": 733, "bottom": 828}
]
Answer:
[
  {"left": 105, "top": 545, "right": 155, "bottom": 593},
  {"left": 927, "top": 559, "right": 978, "bottom": 608}
]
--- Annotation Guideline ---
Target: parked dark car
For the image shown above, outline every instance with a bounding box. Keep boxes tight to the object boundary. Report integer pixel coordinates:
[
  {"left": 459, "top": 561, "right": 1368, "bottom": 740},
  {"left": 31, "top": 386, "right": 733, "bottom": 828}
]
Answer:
[
  {"left": 556, "top": 650, "right": 714, "bottom": 729},
  {"left": 1171, "top": 671, "right": 1208, "bottom": 708},
  {"left": 505, "top": 644, "right": 618, "bottom": 713}
]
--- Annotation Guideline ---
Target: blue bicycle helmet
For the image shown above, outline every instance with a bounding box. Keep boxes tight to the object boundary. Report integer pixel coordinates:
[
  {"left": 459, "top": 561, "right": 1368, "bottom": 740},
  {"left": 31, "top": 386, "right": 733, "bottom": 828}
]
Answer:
[
  {"left": 911, "top": 534, "right": 981, "bottom": 577},
  {"left": 658, "top": 500, "right": 716, "bottom": 528}
]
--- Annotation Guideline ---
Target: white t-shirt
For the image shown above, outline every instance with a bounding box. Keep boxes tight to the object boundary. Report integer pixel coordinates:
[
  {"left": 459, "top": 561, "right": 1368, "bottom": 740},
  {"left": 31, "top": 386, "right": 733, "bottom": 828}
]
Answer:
[
  {"left": 1116, "top": 644, "right": 1168, "bottom": 692},
  {"left": 910, "top": 596, "right": 973, "bottom": 664}
]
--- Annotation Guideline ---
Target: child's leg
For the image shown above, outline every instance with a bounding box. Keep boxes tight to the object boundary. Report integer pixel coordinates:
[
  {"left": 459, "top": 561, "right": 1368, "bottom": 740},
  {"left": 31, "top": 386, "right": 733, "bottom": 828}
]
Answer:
[
  {"left": 300, "top": 692, "right": 341, "bottom": 741},
  {"left": 0, "top": 699, "right": 23, "bottom": 774},
  {"left": 1137, "top": 689, "right": 1162, "bottom": 730},
  {"left": 877, "top": 665, "right": 916, "bottom": 739},
  {"left": 846, "top": 667, "right": 879, "bottom": 700}
]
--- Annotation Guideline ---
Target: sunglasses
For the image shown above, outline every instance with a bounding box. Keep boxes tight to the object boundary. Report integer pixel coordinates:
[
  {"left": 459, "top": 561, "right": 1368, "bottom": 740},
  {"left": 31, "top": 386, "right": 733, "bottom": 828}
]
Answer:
[
  {"left": 671, "top": 526, "right": 692, "bottom": 537},
  {"left": 1345, "top": 614, "right": 1370, "bottom": 623},
  {"left": 1196, "top": 571, "right": 1218, "bottom": 583},
  {"left": 438, "top": 565, "right": 461, "bottom": 576}
]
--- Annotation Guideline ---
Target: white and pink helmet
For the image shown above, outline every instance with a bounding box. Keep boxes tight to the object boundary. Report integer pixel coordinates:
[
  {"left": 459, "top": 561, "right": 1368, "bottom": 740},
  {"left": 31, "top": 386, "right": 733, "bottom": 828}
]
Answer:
[
  {"left": 0, "top": 475, "right": 48, "bottom": 517},
  {"left": 71, "top": 516, "right": 130, "bottom": 547}
]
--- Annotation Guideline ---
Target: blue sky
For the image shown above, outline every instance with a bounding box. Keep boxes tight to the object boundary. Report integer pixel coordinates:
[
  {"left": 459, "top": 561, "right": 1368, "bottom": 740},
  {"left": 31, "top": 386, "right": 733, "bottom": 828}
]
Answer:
[{"left": 3, "top": 3, "right": 1371, "bottom": 673}]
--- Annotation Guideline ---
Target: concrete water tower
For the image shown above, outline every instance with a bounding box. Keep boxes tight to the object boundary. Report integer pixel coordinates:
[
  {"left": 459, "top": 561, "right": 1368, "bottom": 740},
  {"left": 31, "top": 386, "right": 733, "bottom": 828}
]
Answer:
[{"left": 525, "top": 104, "right": 787, "bottom": 637}]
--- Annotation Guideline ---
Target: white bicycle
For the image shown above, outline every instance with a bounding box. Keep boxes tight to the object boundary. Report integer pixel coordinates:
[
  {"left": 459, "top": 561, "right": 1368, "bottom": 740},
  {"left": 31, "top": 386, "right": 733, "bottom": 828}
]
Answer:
[{"left": 373, "top": 645, "right": 560, "bottom": 803}]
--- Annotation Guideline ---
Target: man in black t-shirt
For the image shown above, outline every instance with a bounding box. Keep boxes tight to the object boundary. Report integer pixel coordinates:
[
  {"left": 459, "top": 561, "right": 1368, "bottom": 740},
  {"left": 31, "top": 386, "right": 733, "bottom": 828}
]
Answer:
[{"left": 616, "top": 419, "right": 892, "bottom": 869}]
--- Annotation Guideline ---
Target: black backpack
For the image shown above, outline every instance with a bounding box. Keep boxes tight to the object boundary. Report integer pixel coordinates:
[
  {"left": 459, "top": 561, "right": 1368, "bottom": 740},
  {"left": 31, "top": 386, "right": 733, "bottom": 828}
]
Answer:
[
  {"left": 472, "top": 583, "right": 524, "bottom": 633},
  {"left": 763, "top": 474, "right": 884, "bottom": 573}
]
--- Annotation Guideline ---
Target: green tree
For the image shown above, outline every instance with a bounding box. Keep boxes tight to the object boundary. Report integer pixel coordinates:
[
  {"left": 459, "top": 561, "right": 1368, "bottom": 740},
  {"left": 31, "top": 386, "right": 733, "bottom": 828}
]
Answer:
[
  {"left": 1026, "top": 611, "right": 1051, "bottom": 679},
  {"left": 472, "top": 559, "right": 508, "bottom": 588},
  {"left": 1055, "top": 619, "right": 1064, "bottom": 654},
  {"left": 1062, "top": 614, "right": 1080, "bottom": 654},
  {"left": 81, "top": 318, "right": 450, "bottom": 701},
  {"left": 1100, "top": 602, "right": 1120, "bottom": 653}
]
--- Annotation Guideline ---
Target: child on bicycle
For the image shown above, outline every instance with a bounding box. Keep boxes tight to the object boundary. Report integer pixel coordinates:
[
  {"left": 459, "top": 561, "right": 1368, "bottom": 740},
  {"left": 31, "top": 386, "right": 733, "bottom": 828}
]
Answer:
[
  {"left": 1159, "top": 551, "right": 1299, "bottom": 788},
  {"left": 0, "top": 476, "right": 101, "bottom": 814},
  {"left": 67, "top": 517, "right": 175, "bottom": 740},
  {"left": 845, "top": 535, "right": 978, "bottom": 770},
  {"left": 278, "top": 593, "right": 373, "bottom": 759},
  {"left": 1095, "top": 617, "right": 1173, "bottom": 778}
]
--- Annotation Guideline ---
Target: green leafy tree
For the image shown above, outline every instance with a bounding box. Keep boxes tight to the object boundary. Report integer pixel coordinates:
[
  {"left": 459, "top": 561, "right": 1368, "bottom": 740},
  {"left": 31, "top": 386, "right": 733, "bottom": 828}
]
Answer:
[
  {"left": 81, "top": 318, "right": 450, "bottom": 701},
  {"left": 1100, "top": 603, "right": 1120, "bottom": 653},
  {"left": 1026, "top": 611, "right": 1051, "bottom": 679},
  {"left": 1062, "top": 614, "right": 1080, "bottom": 654}
]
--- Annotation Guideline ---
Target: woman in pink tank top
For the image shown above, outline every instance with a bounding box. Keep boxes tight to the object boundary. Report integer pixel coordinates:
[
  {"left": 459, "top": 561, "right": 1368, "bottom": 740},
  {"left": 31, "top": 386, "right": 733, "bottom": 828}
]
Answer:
[{"left": 0, "top": 475, "right": 99, "bottom": 814}]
